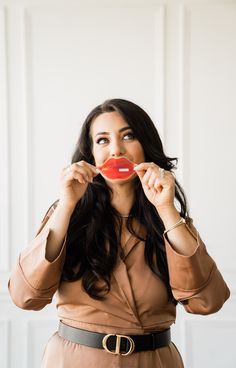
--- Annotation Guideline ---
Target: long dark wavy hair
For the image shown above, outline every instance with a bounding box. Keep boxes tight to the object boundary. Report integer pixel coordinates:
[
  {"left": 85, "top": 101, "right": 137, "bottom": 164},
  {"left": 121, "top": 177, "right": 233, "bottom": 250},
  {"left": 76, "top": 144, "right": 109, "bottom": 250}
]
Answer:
[{"left": 60, "top": 98, "right": 189, "bottom": 302}]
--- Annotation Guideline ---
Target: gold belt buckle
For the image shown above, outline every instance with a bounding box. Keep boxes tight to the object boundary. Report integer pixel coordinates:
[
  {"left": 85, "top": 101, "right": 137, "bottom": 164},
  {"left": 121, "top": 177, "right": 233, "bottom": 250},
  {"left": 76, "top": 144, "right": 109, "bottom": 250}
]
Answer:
[{"left": 102, "top": 334, "right": 135, "bottom": 356}]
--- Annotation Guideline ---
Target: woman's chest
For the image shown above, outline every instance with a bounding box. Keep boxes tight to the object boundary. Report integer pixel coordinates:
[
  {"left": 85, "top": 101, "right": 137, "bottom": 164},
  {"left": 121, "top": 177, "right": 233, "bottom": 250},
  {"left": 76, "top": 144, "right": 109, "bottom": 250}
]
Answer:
[{"left": 59, "top": 241, "right": 170, "bottom": 321}]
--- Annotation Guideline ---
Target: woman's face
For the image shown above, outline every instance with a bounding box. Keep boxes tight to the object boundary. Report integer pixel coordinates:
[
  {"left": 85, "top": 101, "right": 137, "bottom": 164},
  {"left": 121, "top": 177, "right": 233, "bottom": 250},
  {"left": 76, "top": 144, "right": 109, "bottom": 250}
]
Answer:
[{"left": 90, "top": 111, "right": 145, "bottom": 183}]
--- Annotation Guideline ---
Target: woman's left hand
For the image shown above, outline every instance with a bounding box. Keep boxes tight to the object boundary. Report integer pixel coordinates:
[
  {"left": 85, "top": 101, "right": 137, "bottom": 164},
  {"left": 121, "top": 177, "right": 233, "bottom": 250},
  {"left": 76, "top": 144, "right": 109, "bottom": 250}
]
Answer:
[{"left": 134, "top": 162, "right": 176, "bottom": 210}]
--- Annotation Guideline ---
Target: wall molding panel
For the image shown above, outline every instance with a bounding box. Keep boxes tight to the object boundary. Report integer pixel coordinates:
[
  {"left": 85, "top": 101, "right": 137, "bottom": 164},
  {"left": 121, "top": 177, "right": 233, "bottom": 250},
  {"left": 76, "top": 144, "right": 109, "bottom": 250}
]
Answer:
[
  {"left": 178, "top": 4, "right": 186, "bottom": 185},
  {"left": 154, "top": 4, "right": 166, "bottom": 143},
  {"left": 17, "top": 1, "right": 168, "bottom": 234},
  {"left": 184, "top": 319, "right": 236, "bottom": 368},
  {"left": 0, "top": 7, "right": 10, "bottom": 273},
  {"left": 21, "top": 7, "right": 35, "bottom": 242},
  {"left": 26, "top": 318, "right": 58, "bottom": 367},
  {"left": 0, "top": 320, "right": 10, "bottom": 368}
]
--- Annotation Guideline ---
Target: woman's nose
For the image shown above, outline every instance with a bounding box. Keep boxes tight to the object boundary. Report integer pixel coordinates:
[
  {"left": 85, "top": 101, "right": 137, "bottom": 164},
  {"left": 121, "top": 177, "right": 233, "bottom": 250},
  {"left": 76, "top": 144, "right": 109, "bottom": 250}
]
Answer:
[{"left": 110, "top": 141, "right": 125, "bottom": 157}]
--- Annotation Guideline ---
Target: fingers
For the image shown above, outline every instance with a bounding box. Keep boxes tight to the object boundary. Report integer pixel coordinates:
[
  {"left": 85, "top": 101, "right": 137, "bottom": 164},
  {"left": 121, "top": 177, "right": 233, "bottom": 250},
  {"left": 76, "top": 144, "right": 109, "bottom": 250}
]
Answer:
[
  {"left": 134, "top": 162, "right": 155, "bottom": 171},
  {"left": 134, "top": 162, "right": 174, "bottom": 190},
  {"left": 62, "top": 161, "right": 99, "bottom": 184}
]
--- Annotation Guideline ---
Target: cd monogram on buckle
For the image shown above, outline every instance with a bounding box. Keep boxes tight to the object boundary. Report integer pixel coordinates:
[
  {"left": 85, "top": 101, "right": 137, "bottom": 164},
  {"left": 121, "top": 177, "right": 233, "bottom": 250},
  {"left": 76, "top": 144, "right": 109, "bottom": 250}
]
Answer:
[{"left": 102, "top": 334, "right": 135, "bottom": 356}]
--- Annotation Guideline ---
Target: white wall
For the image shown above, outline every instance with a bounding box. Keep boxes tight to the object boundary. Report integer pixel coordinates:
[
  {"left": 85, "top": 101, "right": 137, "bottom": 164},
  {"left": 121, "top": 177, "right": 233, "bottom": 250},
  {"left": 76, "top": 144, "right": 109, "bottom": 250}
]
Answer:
[{"left": 0, "top": 0, "right": 235, "bottom": 367}]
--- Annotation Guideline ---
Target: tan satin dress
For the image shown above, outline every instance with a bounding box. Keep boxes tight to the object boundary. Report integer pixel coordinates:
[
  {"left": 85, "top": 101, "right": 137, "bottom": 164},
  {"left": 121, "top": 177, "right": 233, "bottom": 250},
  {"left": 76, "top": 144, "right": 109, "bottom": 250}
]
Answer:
[{"left": 8, "top": 205, "right": 230, "bottom": 368}]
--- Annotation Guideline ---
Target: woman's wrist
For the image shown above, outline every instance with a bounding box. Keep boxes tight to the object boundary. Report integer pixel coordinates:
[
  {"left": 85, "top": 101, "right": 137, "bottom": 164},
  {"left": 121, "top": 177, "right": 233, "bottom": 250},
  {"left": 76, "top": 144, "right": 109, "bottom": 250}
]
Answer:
[
  {"left": 57, "top": 200, "right": 76, "bottom": 215},
  {"left": 156, "top": 205, "right": 182, "bottom": 229}
]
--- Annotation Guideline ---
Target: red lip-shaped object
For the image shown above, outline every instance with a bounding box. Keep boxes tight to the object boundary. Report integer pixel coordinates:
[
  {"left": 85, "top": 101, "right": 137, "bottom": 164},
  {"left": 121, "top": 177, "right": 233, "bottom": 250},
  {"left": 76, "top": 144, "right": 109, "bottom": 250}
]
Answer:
[{"left": 98, "top": 157, "right": 136, "bottom": 179}]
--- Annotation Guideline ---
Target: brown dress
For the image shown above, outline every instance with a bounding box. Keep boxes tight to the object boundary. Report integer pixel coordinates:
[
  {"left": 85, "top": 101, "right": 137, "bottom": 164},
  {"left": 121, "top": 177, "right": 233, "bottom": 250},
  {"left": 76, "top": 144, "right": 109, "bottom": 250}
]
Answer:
[{"left": 8, "top": 204, "right": 230, "bottom": 367}]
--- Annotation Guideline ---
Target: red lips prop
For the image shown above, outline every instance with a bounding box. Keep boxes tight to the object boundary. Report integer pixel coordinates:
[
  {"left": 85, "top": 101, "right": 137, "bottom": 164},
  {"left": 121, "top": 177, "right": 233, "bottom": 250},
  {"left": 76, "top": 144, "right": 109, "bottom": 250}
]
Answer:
[{"left": 98, "top": 157, "right": 136, "bottom": 179}]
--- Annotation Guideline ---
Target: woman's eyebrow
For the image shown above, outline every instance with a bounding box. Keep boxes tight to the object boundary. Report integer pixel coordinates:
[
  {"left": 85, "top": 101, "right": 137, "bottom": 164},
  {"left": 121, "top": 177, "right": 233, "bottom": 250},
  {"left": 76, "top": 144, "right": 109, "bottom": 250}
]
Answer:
[{"left": 95, "top": 126, "right": 131, "bottom": 137}]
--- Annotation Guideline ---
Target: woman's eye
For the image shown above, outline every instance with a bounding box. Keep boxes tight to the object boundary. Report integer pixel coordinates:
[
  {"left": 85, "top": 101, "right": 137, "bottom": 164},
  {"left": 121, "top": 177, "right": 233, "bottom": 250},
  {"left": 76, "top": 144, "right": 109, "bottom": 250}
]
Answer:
[
  {"left": 96, "top": 137, "right": 108, "bottom": 145},
  {"left": 96, "top": 132, "right": 135, "bottom": 145},
  {"left": 123, "top": 132, "right": 135, "bottom": 140}
]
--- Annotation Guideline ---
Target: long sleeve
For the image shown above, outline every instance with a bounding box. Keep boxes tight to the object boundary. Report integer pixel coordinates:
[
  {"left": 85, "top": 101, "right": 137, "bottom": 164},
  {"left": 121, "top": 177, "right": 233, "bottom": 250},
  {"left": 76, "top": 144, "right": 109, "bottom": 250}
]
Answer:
[
  {"left": 164, "top": 219, "right": 230, "bottom": 315},
  {"left": 8, "top": 203, "right": 66, "bottom": 311}
]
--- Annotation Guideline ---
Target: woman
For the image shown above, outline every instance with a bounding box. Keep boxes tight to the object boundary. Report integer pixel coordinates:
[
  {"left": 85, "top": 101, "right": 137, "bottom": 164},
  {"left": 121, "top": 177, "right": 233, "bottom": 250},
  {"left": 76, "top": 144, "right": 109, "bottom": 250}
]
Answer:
[{"left": 9, "top": 98, "right": 230, "bottom": 367}]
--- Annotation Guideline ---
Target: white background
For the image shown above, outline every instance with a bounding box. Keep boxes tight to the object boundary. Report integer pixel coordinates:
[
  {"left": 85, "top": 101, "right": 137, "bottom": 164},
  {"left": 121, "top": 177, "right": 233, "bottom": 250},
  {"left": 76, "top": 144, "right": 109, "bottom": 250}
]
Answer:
[{"left": 0, "top": 0, "right": 235, "bottom": 367}]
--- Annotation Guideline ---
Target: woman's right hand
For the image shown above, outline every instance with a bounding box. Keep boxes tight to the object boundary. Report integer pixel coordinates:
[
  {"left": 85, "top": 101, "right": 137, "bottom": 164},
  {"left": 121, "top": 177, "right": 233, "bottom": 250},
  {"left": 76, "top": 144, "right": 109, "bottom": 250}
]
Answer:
[{"left": 59, "top": 161, "right": 99, "bottom": 210}]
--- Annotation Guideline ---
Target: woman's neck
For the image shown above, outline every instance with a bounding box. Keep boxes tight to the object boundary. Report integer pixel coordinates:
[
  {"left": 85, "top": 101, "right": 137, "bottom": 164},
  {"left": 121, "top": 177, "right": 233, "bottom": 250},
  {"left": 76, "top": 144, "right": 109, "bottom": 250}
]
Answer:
[{"left": 110, "top": 182, "right": 135, "bottom": 216}]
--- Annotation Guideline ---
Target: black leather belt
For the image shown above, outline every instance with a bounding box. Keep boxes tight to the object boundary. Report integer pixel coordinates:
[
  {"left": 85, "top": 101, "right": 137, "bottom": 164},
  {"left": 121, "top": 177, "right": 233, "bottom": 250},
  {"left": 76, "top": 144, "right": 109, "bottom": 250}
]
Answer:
[{"left": 58, "top": 321, "right": 171, "bottom": 356}]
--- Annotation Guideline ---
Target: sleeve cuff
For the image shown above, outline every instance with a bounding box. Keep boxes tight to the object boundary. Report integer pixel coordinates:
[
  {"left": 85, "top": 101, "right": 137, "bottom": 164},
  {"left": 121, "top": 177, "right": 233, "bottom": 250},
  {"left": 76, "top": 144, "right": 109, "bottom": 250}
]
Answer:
[
  {"left": 19, "top": 226, "right": 66, "bottom": 290},
  {"left": 164, "top": 220, "right": 215, "bottom": 291}
]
